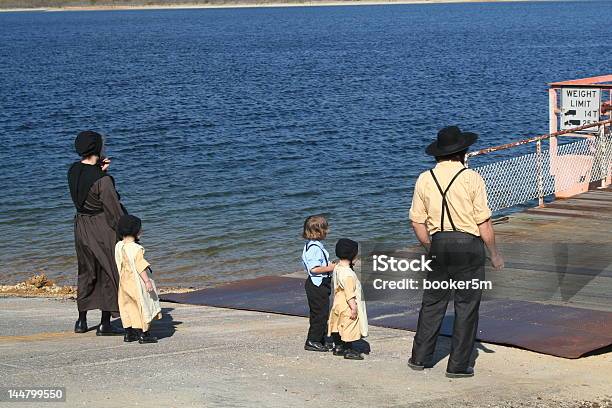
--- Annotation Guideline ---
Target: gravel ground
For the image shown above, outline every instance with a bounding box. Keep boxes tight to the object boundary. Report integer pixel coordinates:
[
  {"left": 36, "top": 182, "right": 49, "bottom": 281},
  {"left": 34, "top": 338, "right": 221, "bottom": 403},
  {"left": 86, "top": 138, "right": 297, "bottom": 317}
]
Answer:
[{"left": 0, "top": 297, "right": 610, "bottom": 408}]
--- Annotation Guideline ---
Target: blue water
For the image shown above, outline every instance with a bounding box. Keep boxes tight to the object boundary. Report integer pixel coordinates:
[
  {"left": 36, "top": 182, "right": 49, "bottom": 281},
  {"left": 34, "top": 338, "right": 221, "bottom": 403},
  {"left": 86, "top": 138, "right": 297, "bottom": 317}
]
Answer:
[{"left": 0, "top": 1, "right": 610, "bottom": 286}]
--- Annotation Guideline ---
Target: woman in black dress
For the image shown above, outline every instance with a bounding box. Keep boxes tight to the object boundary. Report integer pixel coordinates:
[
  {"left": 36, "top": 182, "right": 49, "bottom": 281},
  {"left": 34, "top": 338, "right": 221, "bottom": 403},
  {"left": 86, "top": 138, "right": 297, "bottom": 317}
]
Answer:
[{"left": 68, "top": 131, "right": 125, "bottom": 335}]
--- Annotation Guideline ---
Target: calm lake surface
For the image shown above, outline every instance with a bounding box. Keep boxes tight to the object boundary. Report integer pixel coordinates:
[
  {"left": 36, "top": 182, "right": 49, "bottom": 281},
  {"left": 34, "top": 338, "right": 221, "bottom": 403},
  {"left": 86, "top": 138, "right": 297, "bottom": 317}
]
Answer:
[{"left": 0, "top": 1, "right": 610, "bottom": 286}]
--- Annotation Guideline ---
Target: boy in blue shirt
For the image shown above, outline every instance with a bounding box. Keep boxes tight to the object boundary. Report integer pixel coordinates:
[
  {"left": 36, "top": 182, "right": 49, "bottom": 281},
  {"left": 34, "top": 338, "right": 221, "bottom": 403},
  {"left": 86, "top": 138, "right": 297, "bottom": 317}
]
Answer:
[{"left": 302, "top": 215, "right": 336, "bottom": 352}]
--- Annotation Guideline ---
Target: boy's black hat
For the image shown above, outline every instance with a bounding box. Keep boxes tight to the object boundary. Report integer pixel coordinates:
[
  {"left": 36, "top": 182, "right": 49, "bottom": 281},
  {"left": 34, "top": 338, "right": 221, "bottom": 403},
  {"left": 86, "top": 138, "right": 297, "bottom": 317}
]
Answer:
[
  {"left": 336, "top": 238, "right": 358, "bottom": 261},
  {"left": 118, "top": 214, "right": 142, "bottom": 239}
]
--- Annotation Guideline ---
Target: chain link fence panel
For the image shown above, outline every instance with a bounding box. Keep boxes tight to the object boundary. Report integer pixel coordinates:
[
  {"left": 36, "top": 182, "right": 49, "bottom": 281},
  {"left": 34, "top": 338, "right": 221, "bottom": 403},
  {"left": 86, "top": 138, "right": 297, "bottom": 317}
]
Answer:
[{"left": 470, "top": 129, "right": 612, "bottom": 212}]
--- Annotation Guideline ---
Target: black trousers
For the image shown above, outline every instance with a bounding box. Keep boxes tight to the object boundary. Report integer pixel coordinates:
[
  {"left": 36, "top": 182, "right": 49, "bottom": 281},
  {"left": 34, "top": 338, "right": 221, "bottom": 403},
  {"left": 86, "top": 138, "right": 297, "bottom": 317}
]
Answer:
[
  {"left": 305, "top": 276, "right": 331, "bottom": 343},
  {"left": 411, "top": 231, "right": 485, "bottom": 372}
]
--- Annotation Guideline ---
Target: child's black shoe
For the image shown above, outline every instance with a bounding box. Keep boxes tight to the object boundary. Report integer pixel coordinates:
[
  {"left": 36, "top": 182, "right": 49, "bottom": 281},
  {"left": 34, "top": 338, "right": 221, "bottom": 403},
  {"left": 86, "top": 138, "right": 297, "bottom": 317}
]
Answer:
[
  {"left": 344, "top": 349, "right": 364, "bottom": 360},
  {"left": 124, "top": 328, "right": 139, "bottom": 343},
  {"left": 333, "top": 344, "right": 347, "bottom": 356},
  {"left": 304, "top": 340, "right": 327, "bottom": 352},
  {"left": 138, "top": 331, "right": 158, "bottom": 344}
]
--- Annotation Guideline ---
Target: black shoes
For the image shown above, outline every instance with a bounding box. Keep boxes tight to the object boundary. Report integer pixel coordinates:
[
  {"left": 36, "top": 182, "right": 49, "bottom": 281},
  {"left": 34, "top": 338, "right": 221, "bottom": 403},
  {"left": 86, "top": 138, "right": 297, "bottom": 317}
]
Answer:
[
  {"left": 343, "top": 349, "right": 364, "bottom": 360},
  {"left": 407, "top": 357, "right": 426, "bottom": 371},
  {"left": 96, "top": 323, "right": 124, "bottom": 336},
  {"left": 408, "top": 356, "right": 473, "bottom": 377},
  {"left": 139, "top": 331, "right": 158, "bottom": 344},
  {"left": 445, "top": 367, "right": 474, "bottom": 378},
  {"left": 124, "top": 328, "right": 157, "bottom": 344},
  {"left": 74, "top": 319, "right": 88, "bottom": 333},
  {"left": 124, "top": 328, "right": 139, "bottom": 343},
  {"left": 333, "top": 344, "right": 347, "bottom": 356},
  {"left": 304, "top": 340, "right": 328, "bottom": 352},
  {"left": 304, "top": 339, "right": 363, "bottom": 360},
  {"left": 75, "top": 314, "right": 155, "bottom": 343}
]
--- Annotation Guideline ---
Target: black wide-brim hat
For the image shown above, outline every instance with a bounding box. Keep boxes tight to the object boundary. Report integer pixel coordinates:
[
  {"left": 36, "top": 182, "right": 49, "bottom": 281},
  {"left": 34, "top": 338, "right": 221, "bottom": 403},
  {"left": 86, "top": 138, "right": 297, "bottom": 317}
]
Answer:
[{"left": 425, "top": 126, "right": 478, "bottom": 156}]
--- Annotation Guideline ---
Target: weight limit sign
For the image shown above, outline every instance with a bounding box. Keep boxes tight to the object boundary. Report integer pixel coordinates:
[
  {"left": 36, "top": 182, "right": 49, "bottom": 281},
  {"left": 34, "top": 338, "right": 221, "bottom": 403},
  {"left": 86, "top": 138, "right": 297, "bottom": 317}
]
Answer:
[{"left": 560, "top": 87, "right": 601, "bottom": 132}]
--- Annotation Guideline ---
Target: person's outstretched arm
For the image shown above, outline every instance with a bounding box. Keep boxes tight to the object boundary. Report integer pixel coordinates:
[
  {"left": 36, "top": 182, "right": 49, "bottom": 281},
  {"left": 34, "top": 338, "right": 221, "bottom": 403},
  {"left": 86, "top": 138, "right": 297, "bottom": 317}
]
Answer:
[
  {"left": 478, "top": 219, "right": 504, "bottom": 269},
  {"left": 135, "top": 249, "right": 154, "bottom": 292},
  {"left": 409, "top": 174, "right": 430, "bottom": 251},
  {"left": 311, "top": 264, "right": 336, "bottom": 274},
  {"left": 411, "top": 221, "right": 431, "bottom": 252},
  {"left": 472, "top": 172, "right": 503, "bottom": 269},
  {"left": 305, "top": 246, "right": 336, "bottom": 274}
]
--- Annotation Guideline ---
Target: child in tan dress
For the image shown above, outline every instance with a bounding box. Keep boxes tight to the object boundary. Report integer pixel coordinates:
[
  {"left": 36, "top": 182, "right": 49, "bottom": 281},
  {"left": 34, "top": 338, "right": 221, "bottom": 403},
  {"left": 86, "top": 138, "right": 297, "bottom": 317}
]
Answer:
[
  {"left": 115, "top": 215, "right": 161, "bottom": 344},
  {"left": 328, "top": 238, "right": 368, "bottom": 360}
]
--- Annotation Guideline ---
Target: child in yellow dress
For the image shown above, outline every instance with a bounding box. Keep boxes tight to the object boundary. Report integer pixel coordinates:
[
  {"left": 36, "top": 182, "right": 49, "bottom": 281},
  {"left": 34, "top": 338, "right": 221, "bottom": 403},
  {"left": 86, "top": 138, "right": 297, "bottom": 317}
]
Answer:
[
  {"left": 115, "top": 215, "right": 161, "bottom": 344},
  {"left": 328, "top": 238, "right": 368, "bottom": 360}
]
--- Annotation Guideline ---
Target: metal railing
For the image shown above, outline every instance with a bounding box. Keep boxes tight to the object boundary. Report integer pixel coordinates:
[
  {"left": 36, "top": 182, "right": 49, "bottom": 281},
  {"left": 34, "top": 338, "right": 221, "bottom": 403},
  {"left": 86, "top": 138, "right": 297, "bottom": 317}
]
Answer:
[{"left": 466, "top": 119, "right": 612, "bottom": 212}]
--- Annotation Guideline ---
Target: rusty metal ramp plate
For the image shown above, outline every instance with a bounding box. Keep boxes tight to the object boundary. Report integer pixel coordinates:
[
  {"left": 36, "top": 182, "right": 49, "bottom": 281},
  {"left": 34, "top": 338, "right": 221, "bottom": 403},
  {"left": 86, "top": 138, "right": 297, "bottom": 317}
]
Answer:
[{"left": 161, "top": 276, "right": 612, "bottom": 359}]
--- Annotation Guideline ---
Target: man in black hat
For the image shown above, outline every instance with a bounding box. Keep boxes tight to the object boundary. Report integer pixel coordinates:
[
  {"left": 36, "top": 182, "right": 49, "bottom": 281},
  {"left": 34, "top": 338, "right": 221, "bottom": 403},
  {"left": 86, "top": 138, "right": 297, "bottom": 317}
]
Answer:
[
  {"left": 407, "top": 126, "right": 504, "bottom": 378},
  {"left": 68, "top": 131, "right": 125, "bottom": 335}
]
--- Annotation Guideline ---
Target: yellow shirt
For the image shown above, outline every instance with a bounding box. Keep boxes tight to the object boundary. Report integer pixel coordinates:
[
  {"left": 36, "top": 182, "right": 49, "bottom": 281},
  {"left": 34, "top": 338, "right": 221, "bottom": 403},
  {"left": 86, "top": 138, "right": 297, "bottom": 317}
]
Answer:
[{"left": 409, "top": 160, "right": 491, "bottom": 237}]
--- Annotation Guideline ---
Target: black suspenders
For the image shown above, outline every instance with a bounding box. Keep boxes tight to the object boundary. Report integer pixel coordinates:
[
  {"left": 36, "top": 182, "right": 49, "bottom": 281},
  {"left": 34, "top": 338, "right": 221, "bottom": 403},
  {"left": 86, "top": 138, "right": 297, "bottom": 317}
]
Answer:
[
  {"left": 306, "top": 243, "right": 329, "bottom": 266},
  {"left": 429, "top": 168, "right": 467, "bottom": 232},
  {"left": 303, "top": 242, "right": 330, "bottom": 278}
]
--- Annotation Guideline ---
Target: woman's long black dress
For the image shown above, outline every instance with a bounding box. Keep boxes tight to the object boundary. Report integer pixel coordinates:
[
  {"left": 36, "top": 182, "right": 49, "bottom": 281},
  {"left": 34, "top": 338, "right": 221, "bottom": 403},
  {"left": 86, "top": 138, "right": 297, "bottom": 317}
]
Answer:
[{"left": 71, "top": 169, "right": 125, "bottom": 312}]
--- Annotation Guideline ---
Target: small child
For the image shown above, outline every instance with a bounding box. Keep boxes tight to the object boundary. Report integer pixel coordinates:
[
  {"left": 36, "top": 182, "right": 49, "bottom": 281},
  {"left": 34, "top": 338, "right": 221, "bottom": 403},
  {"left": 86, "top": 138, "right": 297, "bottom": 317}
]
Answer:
[
  {"left": 115, "top": 215, "right": 162, "bottom": 344},
  {"left": 301, "top": 215, "right": 335, "bottom": 352},
  {"left": 328, "top": 238, "right": 368, "bottom": 360}
]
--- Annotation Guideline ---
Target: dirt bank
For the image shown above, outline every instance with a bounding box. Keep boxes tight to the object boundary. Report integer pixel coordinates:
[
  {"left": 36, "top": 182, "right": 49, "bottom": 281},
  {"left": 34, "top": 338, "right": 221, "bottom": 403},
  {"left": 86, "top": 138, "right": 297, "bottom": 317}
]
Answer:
[{"left": 0, "top": 273, "right": 194, "bottom": 298}]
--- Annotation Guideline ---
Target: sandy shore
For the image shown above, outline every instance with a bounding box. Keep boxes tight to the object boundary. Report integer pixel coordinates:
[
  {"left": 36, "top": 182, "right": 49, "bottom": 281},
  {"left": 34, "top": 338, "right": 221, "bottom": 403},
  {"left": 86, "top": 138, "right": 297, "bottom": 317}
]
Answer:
[
  {"left": 0, "top": 0, "right": 558, "bottom": 13},
  {"left": 1, "top": 296, "right": 610, "bottom": 408}
]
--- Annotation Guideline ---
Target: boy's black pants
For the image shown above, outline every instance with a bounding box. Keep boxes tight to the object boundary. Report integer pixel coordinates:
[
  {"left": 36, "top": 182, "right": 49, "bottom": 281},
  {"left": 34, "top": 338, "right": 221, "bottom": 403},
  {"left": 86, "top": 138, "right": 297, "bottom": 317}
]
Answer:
[
  {"left": 305, "top": 276, "right": 331, "bottom": 343},
  {"left": 411, "top": 231, "right": 486, "bottom": 372}
]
